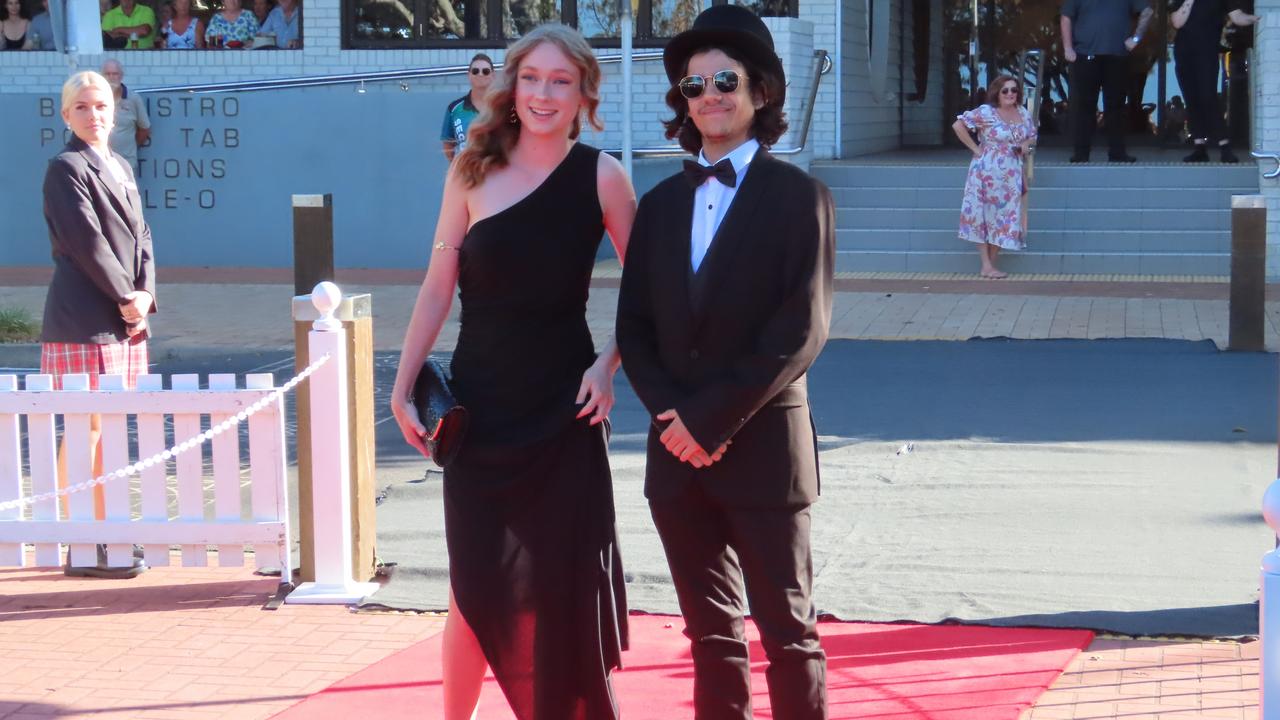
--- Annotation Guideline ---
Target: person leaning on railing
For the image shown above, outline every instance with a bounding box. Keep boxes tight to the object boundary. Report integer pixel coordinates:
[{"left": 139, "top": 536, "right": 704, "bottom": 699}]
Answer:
[
  {"left": 205, "top": 0, "right": 259, "bottom": 48},
  {"left": 257, "top": 0, "right": 300, "bottom": 49},
  {"left": 28, "top": 0, "right": 51, "bottom": 48},
  {"left": 0, "top": 0, "right": 33, "bottom": 50},
  {"left": 158, "top": 0, "right": 205, "bottom": 48},
  {"left": 101, "top": 0, "right": 156, "bottom": 48}
]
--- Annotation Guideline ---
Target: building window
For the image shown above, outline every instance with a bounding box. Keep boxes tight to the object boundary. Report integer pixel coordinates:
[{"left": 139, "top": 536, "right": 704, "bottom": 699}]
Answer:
[{"left": 344, "top": 0, "right": 703, "bottom": 47}]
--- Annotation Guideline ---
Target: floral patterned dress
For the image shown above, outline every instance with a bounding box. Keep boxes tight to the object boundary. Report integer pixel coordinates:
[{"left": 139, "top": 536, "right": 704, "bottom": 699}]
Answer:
[
  {"left": 205, "top": 10, "right": 260, "bottom": 45},
  {"left": 957, "top": 104, "right": 1037, "bottom": 250}
]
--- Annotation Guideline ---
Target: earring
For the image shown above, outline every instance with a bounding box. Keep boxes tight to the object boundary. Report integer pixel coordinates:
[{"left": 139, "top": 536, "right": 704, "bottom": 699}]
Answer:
[{"left": 508, "top": 105, "right": 519, "bottom": 125}]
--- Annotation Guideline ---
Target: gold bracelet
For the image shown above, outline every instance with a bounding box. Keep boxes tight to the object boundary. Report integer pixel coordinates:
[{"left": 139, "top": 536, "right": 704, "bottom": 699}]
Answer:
[{"left": 434, "top": 241, "right": 460, "bottom": 252}]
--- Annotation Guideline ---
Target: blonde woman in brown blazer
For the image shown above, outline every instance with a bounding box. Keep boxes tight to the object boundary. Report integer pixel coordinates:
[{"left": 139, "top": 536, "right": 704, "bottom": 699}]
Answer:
[{"left": 42, "top": 70, "right": 157, "bottom": 578}]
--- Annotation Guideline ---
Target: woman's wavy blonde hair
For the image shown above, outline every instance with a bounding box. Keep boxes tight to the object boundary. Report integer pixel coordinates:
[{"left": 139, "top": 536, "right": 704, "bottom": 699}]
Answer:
[{"left": 454, "top": 23, "right": 603, "bottom": 188}]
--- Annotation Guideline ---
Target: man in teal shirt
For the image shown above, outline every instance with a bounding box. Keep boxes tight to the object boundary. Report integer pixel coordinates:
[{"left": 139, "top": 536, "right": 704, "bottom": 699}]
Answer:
[{"left": 440, "top": 53, "right": 494, "bottom": 161}]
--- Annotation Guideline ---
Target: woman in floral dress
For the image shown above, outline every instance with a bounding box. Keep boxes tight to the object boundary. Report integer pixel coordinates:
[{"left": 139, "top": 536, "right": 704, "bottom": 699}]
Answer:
[
  {"left": 952, "top": 74, "right": 1037, "bottom": 278},
  {"left": 205, "top": 0, "right": 259, "bottom": 47}
]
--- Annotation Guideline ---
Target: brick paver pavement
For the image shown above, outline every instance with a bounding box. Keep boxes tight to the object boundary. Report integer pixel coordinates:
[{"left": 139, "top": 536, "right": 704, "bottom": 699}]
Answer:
[
  {"left": 0, "top": 553, "right": 1260, "bottom": 719},
  {"left": 1023, "top": 638, "right": 1260, "bottom": 720},
  {"left": 0, "top": 555, "right": 444, "bottom": 720}
]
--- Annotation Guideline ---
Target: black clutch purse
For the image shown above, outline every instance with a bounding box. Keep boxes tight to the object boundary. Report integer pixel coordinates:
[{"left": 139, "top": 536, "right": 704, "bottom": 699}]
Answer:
[{"left": 411, "top": 358, "right": 468, "bottom": 468}]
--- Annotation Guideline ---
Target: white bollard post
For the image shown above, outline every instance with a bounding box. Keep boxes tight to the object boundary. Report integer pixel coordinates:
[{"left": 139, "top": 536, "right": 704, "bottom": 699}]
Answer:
[
  {"left": 1261, "top": 480, "right": 1280, "bottom": 717},
  {"left": 286, "top": 282, "right": 379, "bottom": 605}
]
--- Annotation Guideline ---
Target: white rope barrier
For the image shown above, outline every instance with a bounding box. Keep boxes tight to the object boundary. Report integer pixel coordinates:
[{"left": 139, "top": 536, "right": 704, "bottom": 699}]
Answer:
[{"left": 0, "top": 354, "right": 331, "bottom": 513}]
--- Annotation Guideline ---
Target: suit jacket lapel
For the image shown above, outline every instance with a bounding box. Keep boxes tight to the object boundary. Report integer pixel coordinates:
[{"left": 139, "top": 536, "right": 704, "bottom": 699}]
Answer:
[
  {"left": 76, "top": 142, "right": 139, "bottom": 239},
  {"left": 690, "top": 151, "right": 776, "bottom": 329},
  {"left": 666, "top": 180, "right": 697, "bottom": 327}
]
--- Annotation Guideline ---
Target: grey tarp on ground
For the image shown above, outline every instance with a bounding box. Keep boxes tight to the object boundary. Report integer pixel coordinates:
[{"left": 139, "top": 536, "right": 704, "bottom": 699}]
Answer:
[{"left": 357, "top": 338, "right": 1277, "bottom": 638}]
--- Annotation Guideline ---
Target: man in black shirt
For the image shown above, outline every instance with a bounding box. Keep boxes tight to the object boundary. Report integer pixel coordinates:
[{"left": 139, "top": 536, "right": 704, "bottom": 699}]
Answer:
[{"left": 1060, "top": 0, "right": 1154, "bottom": 163}]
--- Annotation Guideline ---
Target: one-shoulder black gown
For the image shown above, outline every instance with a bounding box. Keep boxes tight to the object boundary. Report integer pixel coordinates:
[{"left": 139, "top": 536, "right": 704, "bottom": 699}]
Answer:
[{"left": 444, "top": 142, "right": 628, "bottom": 720}]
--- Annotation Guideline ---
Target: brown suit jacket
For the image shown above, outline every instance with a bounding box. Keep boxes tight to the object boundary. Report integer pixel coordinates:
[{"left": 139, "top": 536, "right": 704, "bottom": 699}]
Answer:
[
  {"left": 41, "top": 136, "right": 156, "bottom": 344},
  {"left": 616, "top": 151, "right": 835, "bottom": 509}
]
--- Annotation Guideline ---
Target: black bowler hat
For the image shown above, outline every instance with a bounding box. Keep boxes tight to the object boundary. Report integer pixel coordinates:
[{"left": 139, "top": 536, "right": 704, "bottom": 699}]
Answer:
[{"left": 662, "top": 4, "right": 786, "bottom": 104}]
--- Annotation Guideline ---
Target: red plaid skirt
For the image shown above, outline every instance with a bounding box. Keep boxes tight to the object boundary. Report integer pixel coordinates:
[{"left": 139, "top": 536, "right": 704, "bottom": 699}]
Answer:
[{"left": 40, "top": 336, "right": 149, "bottom": 390}]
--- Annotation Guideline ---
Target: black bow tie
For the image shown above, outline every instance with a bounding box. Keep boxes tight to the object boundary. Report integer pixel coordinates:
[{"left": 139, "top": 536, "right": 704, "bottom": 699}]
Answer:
[{"left": 683, "top": 158, "right": 737, "bottom": 188}]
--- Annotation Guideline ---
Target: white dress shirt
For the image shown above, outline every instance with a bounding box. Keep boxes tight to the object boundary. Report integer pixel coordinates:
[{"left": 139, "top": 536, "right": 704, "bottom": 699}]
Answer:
[
  {"left": 690, "top": 138, "right": 760, "bottom": 272},
  {"left": 86, "top": 143, "right": 130, "bottom": 187}
]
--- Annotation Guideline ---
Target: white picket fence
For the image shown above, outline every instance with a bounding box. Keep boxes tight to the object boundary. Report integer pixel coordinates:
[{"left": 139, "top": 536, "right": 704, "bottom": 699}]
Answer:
[{"left": 0, "top": 370, "right": 292, "bottom": 571}]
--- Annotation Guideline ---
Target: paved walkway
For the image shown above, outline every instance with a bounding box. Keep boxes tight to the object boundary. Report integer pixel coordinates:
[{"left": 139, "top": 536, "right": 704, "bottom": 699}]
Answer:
[
  {"left": 1, "top": 268, "right": 1278, "bottom": 355},
  {"left": 0, "top": 558, "right": 445, "bottom": 720},
  {"left": 0, "top": 267, "right": 1269, "bottom": 719}
]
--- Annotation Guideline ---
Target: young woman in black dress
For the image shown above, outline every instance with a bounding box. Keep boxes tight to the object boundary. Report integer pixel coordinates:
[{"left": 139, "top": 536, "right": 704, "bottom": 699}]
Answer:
[{"left": 390, "top": 23, "right": 637, "bottom": 720}]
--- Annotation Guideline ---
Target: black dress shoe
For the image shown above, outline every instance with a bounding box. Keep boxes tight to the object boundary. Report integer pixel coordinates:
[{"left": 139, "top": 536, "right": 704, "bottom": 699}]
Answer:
[
  {"left": 64, "top": 544, "right": 147, "bottom": 579},
  {"left": 1108, "top": 153, "right": 1137, "bottom": 163},
  {"left": 1220, "top": 145, "right": 1239, "bottom": 163},
  {"left": 1183, "top": 146, "right": 1209, "bottom": 163},
  {"left": 1069, "top": 154, "right": 1089, "bottom": 163}
]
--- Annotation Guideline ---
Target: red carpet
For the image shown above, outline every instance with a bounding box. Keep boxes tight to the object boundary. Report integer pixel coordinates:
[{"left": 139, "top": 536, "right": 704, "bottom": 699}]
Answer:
[{"left": 271, "top": 614, "right": 1092, "bottom": 719}]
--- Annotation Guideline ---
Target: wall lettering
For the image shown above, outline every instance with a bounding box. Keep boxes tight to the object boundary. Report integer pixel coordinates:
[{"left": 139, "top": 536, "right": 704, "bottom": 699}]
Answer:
[{"left": 35, "top": 95, "right": 247, "bottom": 212}]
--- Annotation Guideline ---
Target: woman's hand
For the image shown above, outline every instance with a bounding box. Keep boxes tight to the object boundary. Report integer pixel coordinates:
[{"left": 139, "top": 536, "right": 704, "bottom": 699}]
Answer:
[
  {"left": 575, "top": 356, "right": 617, "bottom": 425},
  {"left": 119, "top": 291, "right": 152, "bottom": 324},
  {"left": 125, "top": 318, "right": 148, "bottom": 337},
  {"left": 391, "top": 386, "right": 431, "bottom": 458}
]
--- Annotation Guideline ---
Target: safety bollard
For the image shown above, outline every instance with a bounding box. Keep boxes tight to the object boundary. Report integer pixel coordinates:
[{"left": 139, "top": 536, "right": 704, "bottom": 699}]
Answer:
[
  {"left": 1228, "top": 195, "right": 1266, "bottom": 352},
  {"left": 292, "top": 194, "right": 334, "bottom": 296}
]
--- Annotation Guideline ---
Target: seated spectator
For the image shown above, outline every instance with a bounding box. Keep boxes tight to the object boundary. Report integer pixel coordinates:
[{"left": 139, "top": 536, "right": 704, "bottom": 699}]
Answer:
[
  {"left": 160, "top": 0, "right": 203, "bottom": 48},
  {"left": 29, "top": 0, "right": 52, "bottom": 49},
  {"left": 257, "top": 0, "right": 299, "bottom": 48},
  {"left": 155, "top": 0, "right": 171, "bottom": 38},
  {"left": 1, "top": 0, "right": 32, "bottom": 50},
  {"left": 206, "top": 0, "right": 259, "bottom": 48},
  {"left": 101, "top": 0, "right": 156, "bottom": 48},
  {"left": 251, "top": 0, "right": 270, "bottom": 25}
]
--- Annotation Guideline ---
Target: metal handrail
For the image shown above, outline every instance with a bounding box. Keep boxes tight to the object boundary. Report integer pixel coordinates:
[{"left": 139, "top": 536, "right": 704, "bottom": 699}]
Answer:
[
  {"left": 135, "top": 51, "right": 665, "bottom": 94},
  {"left": 1021, "top": 49, "right": 1045, "bottom": 131},
  {"left": 1019, "top": 48, "right": 1046, "bottom": 180},
  {"left": 135, "top": 48, "right": 831, "bottom": 159},
  {"left": 1253, "top": 151, "right": 1280, "bottom": 179}
]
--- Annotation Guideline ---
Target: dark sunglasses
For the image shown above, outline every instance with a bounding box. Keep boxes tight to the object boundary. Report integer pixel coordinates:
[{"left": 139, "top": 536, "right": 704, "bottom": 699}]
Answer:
[
  {"left": 677, "top": 69, "right": 740, "bottom": 99},
  {"left": 470, "top": 66, "right": 492, "bottom": 76},
  {"left": 999, "top": 87, "right": 1018, "bottom": 95}
]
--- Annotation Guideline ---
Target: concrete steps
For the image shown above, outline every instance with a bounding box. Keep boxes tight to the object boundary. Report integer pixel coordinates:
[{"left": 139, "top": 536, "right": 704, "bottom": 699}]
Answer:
[{"left": 811, "top": 161, "right": 1260, "bottom": 275}]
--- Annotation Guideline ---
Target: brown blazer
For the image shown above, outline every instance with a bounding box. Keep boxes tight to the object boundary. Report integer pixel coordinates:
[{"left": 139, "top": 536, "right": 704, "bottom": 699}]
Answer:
[
  {"left": 616, "top": 151, "right": 835, "bottom": 509},
  {"left": 41, "top": 136, "right": 156, "bottom": 344}
]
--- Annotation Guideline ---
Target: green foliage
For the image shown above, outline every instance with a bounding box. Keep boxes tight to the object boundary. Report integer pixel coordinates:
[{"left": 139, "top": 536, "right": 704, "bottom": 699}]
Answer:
[{"left": 0, "top": 307, "right": 40, "bottom": 344}]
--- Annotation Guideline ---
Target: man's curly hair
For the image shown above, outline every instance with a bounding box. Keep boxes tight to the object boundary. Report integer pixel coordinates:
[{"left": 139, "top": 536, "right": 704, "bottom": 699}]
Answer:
[{"left": 661, "top": 44, "right": 788, "bottom": 155}]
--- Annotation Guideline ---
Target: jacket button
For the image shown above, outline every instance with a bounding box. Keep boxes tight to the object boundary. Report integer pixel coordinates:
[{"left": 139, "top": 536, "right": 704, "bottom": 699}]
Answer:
[{"left": 690, "top": 349, "right": 700, "bottom": 360}]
